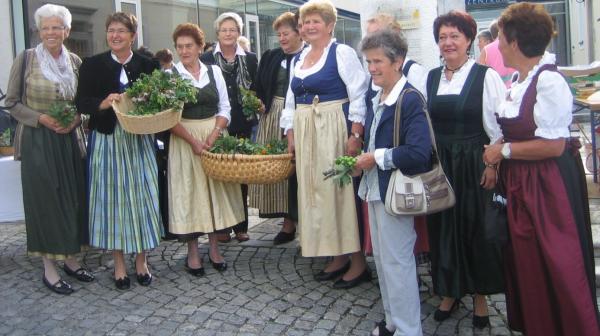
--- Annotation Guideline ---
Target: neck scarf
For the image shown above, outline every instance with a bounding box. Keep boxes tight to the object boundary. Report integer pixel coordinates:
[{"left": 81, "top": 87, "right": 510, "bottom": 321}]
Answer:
[{"left": 34, "top": 43, "right": 77, "bottom": 99}]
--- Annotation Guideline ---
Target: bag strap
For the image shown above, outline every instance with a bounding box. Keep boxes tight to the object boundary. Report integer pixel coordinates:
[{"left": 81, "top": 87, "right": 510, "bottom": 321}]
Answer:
[{"left": 392, "top": 87, "right": 442, "bottom": 166}]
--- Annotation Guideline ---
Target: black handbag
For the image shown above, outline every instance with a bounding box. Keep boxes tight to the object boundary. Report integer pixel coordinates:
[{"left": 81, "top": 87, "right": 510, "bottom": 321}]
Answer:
[{"left": 483, "top": 191, "right": 509, "bottom": 245}]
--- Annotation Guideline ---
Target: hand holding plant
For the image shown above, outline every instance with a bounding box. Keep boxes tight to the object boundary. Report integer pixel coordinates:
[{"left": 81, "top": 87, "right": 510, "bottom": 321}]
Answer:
[
  {"left": 240, "top": 87, "right": 261, "bottom": 121},
  {"left": 323, "top": 155, "right": 358, "bottom": 187},
  {"left": 47, "top": 101, "right": 77, "bottom": 128}
]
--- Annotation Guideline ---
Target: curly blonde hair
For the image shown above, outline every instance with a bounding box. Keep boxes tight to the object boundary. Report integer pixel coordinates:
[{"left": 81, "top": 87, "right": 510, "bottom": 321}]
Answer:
[{"left": 299, "top": 0, "right": 337, "bottom": 25}]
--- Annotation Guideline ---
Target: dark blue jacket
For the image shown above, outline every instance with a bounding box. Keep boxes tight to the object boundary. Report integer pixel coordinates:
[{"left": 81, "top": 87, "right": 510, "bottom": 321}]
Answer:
[{"left": 364, "top": 81, "right": 432, "bottom": 202}]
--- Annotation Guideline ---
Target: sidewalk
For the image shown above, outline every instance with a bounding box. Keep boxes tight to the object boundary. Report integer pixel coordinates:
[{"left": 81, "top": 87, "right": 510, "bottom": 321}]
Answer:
[{"left": 0, "top": 208, "right": 535, "bottom": 336}]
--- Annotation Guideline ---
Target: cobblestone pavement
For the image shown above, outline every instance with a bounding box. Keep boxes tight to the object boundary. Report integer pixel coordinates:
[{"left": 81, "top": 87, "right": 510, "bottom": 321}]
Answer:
[{"left": 1, "top": 208, "right": 587, "bottom": 336}]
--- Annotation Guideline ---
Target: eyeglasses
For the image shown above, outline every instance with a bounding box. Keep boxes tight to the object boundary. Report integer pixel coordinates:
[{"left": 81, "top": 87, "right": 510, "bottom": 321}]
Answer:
[
  {"left": 218, "top": 28, "right": 238, "bottom": 34},
  {"left": 107, "top": 29, "right": 131, "bottom": 35},
  {"left": 40, "top": 26, "right": 65, "bottom": 33}
]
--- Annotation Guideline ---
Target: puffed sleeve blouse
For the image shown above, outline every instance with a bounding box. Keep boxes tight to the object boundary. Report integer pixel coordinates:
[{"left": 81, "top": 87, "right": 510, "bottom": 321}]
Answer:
[
  {"left": 280, "top": 39, "right": 368, "bottom": 134},
  {"left": 496, "top": 52, "right": 572, "bottom": 139}
]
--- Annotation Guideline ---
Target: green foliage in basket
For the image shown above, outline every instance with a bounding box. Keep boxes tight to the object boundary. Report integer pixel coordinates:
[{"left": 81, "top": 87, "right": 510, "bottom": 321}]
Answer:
[
  {"left": 126, "top": 69, "right": 198, "bottom": 116},
  {"left": 209, "top": 135, "right": 287, "bottom": 155},
  {"left": 240, "top": 87, "right": 261, "bottom": 120},
  {"left": 0, "top": 129, "right": 11, "bottom": 147},
  {"left": 48, "top": 101, "right": 76, "bottom": 128}
]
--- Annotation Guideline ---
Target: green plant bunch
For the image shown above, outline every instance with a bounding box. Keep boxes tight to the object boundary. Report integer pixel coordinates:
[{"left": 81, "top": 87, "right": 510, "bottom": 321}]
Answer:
[
  {"left": 127, "top": 69, "right": 198, "bottom": 116},
  {"left": 47, "top": 101, "right": 77, "bottom": 128},
  {"left": 0, "top": 129, "right": 11, "bottom": 147},
  {"left": 323, "top": 155, "right": 358, "bottom": 187},
  {"left": 209, "top": 135, "right": 287, "bottom": 155},
  {"left": 240, "top": 87, "right": 261, "bottom": 121}
]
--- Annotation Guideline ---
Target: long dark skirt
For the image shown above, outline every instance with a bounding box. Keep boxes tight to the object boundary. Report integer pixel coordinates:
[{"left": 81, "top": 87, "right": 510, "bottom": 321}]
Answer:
[
  {"left": 501, "top": 148, "right": 600, "bottom": 336},
  {"left": 427, "top": 137, "right": 505, "bottom": 298},
  {"left": 21, "top": 125, "right": 87, "bottom": 259}
]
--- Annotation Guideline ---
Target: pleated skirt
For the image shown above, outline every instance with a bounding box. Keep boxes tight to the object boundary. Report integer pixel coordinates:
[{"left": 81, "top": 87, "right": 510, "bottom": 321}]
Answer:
[
  {"left": 168, "top": 118, "right": 244, "bottom": 235},
  {"left": 249, "top": 96, "right": 289, "bottom": 217},
  {"left": 294, "top": 99, "right": 360, "bottom": 257},
  {"left": 88, "top": 124, "right": 163, "bottom": 254},
  {"left": 21, "top": 125, "right": 87, "bottom": 260}
]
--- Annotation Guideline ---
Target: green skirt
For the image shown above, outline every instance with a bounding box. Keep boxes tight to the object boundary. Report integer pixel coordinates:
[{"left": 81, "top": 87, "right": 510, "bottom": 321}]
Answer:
[{"left": 20, "top": 125, "right": 87, "bottom": 260}]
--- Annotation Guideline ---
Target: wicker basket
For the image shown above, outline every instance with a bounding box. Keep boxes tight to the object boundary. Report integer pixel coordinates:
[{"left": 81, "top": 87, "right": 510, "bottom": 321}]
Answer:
[
  {"left": 200, "top": 151, "right": 295, "bottom": 184},
  {"left": 111, "top": 94, "right": 182, "bottom": 134},
  {"left": 0, "top": 146, "right": 14, "bottom": 157}
]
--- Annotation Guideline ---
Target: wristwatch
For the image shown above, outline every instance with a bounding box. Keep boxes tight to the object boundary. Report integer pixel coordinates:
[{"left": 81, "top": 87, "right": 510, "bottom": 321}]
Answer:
[
  {"left": 501, "top": 142, "right": 512, "bottom": 159},
  {"left": 214, "top": 126, "right": 224, "bottom": 135}
]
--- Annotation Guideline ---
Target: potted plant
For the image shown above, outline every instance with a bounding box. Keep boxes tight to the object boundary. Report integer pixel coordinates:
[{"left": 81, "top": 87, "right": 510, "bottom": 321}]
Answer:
[{"left": 0, "top": 128, "right": 14, "bottom": 156}]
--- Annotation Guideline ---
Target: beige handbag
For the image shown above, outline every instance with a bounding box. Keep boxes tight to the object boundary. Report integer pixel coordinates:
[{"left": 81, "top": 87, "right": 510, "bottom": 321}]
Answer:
[{"left": 384, "top": 88, "right": 456, "bottom": 216}]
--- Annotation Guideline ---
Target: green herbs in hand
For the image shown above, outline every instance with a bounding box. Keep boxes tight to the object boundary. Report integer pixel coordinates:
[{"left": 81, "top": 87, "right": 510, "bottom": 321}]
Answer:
[
  {"left": 323, "top": 155, "right": 357, "bottom": 187},
  {"left": 126, "top": 69, "right": 198, "bottom": 116},
  {"left": 48, "top": 101, "right": 77, "bottom": 128},
  {"left": 240, "top": 87, "right": 261, "bottom": 121}
]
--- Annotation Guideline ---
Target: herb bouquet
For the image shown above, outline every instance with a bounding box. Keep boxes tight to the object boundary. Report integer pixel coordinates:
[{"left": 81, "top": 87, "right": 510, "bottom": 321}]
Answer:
[
  {"left": 323, "top": 155, "right": 357, "bottom": 187},
  {"left": 240, "top": 87, "right": 260, "bottom": 122},
  {"left": 0, "top": 128, "right": 14, "bottom": 156},
  {"left": 48, "top": 101, "right": 77, "bottom": 128},
  {"left": 112, "top": 69, "right": 198, "bottom": 134},
  {"left": 200, "top": 135, "right": 294, "bottom": 184}
]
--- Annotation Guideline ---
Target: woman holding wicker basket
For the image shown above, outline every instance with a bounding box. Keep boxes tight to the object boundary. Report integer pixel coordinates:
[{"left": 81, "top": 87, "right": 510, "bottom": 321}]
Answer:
[{"left": 168, "top": 23, "right": 244, "bottom": 275}]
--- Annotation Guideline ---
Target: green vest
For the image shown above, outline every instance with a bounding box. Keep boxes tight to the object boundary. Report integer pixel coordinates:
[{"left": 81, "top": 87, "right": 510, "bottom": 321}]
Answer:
[{"left": 178, "top": 65, "right": 219, "bottom": 120}]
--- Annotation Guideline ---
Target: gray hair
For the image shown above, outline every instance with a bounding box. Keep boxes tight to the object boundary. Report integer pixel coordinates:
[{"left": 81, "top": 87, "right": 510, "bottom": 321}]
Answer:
[
  {"left": 477, "top": 30, "right": 493, "bottom": 43},
  {"left": 34, "top": 4, "right": 72, "bottom": 30},
  {"left": 214, "top": 12, "right": 244, "bottom": 34},
  {"left": 360, "top": 29, "right": 408, "bottom": 63}
]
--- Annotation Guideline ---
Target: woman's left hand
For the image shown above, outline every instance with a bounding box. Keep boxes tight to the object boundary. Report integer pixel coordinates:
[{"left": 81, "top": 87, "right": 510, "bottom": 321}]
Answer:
[
  {"left": 480, "top": 166, "right": 497, "bottom": 190},
  {"left": 483, "top": 143, "right": 503, "bottom": 165},
  {"left": 55, "top": 114, "right": 81, "bottom": 134},
  {"left": 346, "top": 136, "right": 362, "bottom": 157}
]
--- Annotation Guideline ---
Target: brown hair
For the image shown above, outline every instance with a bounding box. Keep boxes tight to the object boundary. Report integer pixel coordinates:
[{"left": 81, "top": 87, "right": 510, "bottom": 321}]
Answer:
[
  {"left": 433, "top": 10, "right": 477, "bottom": 47},
  {"left": 172, "top": 23, "right": 205, "bottom": 48},
  {"left": 105, "top": 12, "right": 137, "bottom": 34},
  {"left": 498, "top": 3, "right": 555, "bottom": 58},
  {"left": 155, "top": 48, "right": 173, "bottom": 63},
  {"left": 273, "top": 12, "right": 299, "bottom": 33}
]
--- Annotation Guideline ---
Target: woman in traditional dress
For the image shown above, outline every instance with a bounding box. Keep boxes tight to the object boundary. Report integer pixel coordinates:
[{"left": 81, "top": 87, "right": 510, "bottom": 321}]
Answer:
[
  {"left": 483, "top": 3, "right": 600, "bottom": 335},
  {"left": 75, "top": 12, "right": 162, "bottom": 290},
  {"left": 425, "top": 10, "right": 505, "bottom": 328},
  {"left": 355, "top": 29, "right": 432, "bottom": 336},
  {"left": 249, "top": 12, "right": 304, "bottom": 245},
  {"left": 168, "top": 23, "right": 243, "bottom": 275},
  {"left": 281, "top": 0, "right": 370, "bottom": 288},
  {"left": 6, "top": 3, "right": 93, "bottom": 295},
  {"left": 200, "top": 12, "right": 258, "bottom": 243}
]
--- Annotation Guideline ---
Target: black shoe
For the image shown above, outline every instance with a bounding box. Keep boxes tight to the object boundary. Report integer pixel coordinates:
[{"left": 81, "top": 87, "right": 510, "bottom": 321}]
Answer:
[
  {"left": 472, "top": 315, "right": 490, "bottom": 329},
  {"left": 43, "top": 276, "right": 74, "bottom": 295},
  {"left": 209, "top": 257, "right": 227, "bottom": 272},
  {"left": 371, "top": 319, "right": 394, "bottom": 336},
  {"left": 63, "top": 264, "right": 95, "bottom": 282},
  {"left": 184, "top": 257, "right": 205, "bottom": 277},
  {"left": 114, "top": 276, "right": 131, "bottom": 290},
  {"left": 433, "top": 299, "right": 459, "bottom": 322},
  {"left": 273, "top": 229, "right": 296, "bottom": 245},
  {"left": 332, "top": 268, "right": 372, "bottom": 289},
  {"left": 314, "top": 262, "right": 350, "bottom": 281},
  {"left": 136, "top": 273, "right": 152, "bottom": 286}
]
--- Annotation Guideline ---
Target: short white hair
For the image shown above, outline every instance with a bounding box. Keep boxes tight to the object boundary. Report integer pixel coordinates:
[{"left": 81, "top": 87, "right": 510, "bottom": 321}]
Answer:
[
  {"left": 214, "top": 12, "right": 244, "bottom": 34},
  {"left": 34, "top": 4, "right": 72, "bottom": 30}
]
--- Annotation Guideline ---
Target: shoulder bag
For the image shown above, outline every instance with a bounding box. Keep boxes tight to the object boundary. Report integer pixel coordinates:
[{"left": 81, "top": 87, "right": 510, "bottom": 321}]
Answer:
[{"left": 384, "top": 88, "right": 456, "bottom": 216}]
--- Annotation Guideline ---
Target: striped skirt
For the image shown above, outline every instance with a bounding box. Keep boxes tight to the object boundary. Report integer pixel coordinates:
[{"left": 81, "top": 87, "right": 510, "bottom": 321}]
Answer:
[
  {"left": 88, "top": 124, "right": 163, "bottom": 254},
  {"left": 249, "top": 97, "right": 288, "bottom": 216}
]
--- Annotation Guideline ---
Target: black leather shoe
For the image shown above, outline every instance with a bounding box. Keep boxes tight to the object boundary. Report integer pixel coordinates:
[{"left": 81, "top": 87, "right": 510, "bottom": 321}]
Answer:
[
  {"left": 43, "top": 276, "right": 74, "bottom": 295},
  {"left": 332, "top": 268, "right": 372, "bottom": 289},
  {"left": 472, "top": 315, "right": 490, "bottom": 329},
  {"left": 273, "top": 229, "right": 296, "bottom": 245},
  {"left": 371, "top": 319, "right": 394, "bottom": 336},
  {"left": 184, "top": 258, "right": 205, "bottom": 277},
  {"left": 433, "top": 299, "right": 459, "bottom": 322},
  {"left": 314, "top": 262, "right": 350, "bottom": 281},
  {"left": 63, "top": 264, "right": 95, "bottom": 282},
  {"left": 114, "top": 276, "right": 131, "bottom": 290},
  {"left": 136, "top": 273, "right": 152, "bottom": 286},
  {"left": 209, "top": 257, "right": 227, "bottom": 272}
]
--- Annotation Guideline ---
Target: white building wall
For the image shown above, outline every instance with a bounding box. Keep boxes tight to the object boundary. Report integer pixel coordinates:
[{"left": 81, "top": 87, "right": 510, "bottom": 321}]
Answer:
[{"left": 0, "top": 1, "right": 15, "bottom": 92}]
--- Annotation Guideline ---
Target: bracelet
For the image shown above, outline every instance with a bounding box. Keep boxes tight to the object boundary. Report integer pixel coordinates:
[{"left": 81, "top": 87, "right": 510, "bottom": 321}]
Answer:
[{"left": 485, "top": 162, "right": 497, "bottom": 170}]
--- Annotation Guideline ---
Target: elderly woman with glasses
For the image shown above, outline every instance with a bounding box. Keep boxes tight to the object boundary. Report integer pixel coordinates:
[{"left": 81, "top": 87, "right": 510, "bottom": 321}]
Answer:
[
  {"left": 75, "top": 12, "right": 162, "bottom": 290},
  {"left": 483, "top": 3, "right": 600, "bottom": 335},
  {"left": 5, "top": 3, "right": 92, "bottom": 295}
]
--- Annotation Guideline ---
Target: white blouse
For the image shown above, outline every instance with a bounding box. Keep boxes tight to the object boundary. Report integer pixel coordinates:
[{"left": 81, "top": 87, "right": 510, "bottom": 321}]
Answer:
[
  {"left": 280, "top": 39, "right": 368, "bottom": 134},
  {"left": 436, "top": 59, "right": 505, "bottom": 144},
  {"left": 496, "top": 52, "right": 572, "bottom": 139},
  {"left": 111, "top": 51, "right": 133, "bottom": 86},
  {"left": 174, "top": 60, "right": 231, "bottom": 123}
]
